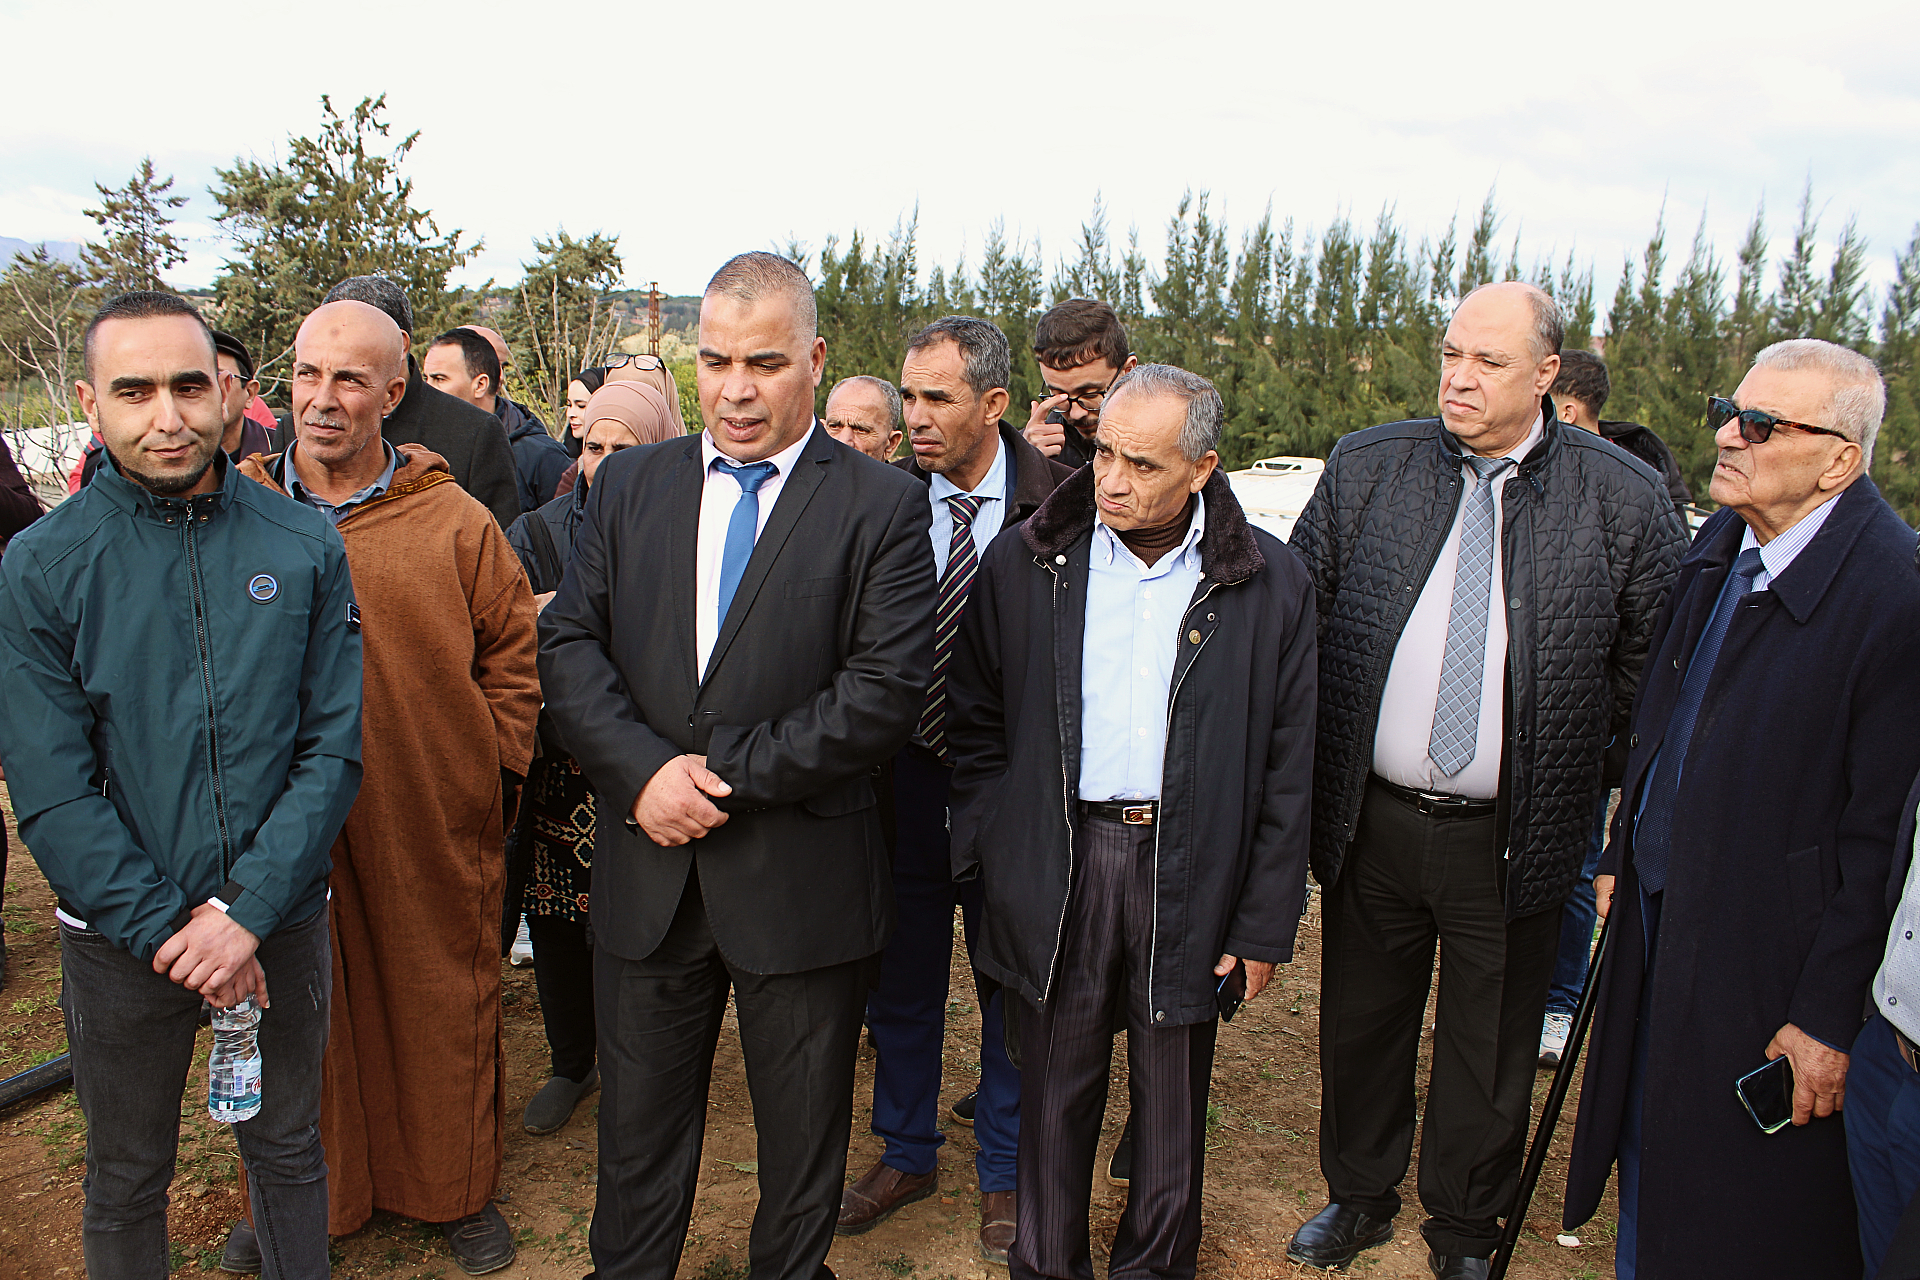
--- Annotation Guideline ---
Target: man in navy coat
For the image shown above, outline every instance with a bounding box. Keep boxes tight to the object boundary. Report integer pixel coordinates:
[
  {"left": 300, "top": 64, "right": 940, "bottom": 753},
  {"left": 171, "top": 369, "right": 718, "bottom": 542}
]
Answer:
[{"left": 1565, "top": 339, "right": 1920, "bottom": 1279}]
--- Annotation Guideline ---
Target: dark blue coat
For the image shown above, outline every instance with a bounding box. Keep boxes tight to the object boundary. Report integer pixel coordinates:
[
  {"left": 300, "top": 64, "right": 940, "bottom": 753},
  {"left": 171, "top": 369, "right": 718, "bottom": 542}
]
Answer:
[{"left": 1565, "top": 476, "right": 1920, "bottom": 1278}]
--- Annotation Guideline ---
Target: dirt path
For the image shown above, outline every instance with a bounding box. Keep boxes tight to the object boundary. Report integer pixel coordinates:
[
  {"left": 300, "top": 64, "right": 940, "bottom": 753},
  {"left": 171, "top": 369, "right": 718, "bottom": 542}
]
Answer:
[{"left": 0, "top": 785, "right": 1616, "bottom": 1279}]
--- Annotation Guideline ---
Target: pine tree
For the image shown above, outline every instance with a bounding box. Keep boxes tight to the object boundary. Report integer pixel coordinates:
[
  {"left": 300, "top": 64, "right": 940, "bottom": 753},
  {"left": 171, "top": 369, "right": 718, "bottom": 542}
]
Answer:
[
  {"left": 81, "top": 158, "right": 188, "bottom": 294},
  {"left": 209, "top": 95, "right": 479, "bottom": 398},
  {"left": 505, "top": 230, "right": 624, "bottom": 425}
]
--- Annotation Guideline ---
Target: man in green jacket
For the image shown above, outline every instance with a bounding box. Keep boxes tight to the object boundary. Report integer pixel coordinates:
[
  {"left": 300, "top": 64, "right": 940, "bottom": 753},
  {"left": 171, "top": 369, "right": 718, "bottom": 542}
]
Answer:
[{"left": 0, "top": 291, "right": 364, "bottom": 1280}]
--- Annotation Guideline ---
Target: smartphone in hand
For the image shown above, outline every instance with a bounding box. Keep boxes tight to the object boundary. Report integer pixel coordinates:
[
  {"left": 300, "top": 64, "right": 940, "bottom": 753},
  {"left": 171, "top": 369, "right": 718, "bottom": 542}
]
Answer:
[
  {"left": 1736, "top": 1055, "right": 1795, "bottom": 1133},
  {"left": 1216, "top": 959, "right": 1248, "bottom": 1024}
]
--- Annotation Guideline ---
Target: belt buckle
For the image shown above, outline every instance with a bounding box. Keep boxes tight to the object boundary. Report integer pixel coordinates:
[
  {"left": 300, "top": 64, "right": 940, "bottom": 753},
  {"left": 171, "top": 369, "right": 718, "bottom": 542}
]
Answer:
[{"left": 1121, "top": 804, "right": 1155, "bottom": 826}]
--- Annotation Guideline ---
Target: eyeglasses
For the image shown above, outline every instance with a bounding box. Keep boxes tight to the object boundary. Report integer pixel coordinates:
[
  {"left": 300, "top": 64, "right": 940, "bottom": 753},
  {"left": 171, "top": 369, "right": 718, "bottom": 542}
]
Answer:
[
  {"left": 1043, "top": 366, "right": 1128, "bottom": 414},
  {"left": 1707, "top": 396, "right": 1852, "bottom": 445},
  {"left": 603, "top": 352, "right": 665, "bottom": 372}
]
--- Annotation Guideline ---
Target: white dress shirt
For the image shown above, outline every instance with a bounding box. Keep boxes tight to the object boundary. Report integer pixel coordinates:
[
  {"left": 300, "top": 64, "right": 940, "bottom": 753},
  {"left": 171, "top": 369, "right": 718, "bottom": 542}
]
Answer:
[
  {"left": 695, "top": 425, "right": 816, "bottom": 679},
  {"left": 1741, "top": 491, "right": 1841, "bottom": 588},
  {"left": 1372, "top": 416, "right": 1545, "bottom": 799},
  {"left": 1875, "top": 814, "right": 1920, "bottom": 1043},
  {"left": 1078, "top": 494, "right": 1208, "bottom": 801},
  {"left": 928, "top": 431, "right": 1009, "bottom": 577}
]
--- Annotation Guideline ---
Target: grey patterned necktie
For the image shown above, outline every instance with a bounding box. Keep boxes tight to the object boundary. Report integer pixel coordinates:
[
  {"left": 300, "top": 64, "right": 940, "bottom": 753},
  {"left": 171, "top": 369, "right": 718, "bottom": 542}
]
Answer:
[{"left": 1428, "top": 455, "right": 1514, "bottom": 778}]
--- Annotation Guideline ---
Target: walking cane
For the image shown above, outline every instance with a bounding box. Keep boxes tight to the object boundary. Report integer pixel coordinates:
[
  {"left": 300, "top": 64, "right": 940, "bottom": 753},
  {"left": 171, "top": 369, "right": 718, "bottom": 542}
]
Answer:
[{"left": 1488, "top": 911, "right": 1615, "bottom": 1280}]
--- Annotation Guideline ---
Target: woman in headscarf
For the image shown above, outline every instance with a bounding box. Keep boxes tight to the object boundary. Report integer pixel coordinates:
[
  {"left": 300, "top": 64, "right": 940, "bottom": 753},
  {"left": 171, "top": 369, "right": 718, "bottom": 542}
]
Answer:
[
  {"left": 555, "top": 354, "right": 686, "bottom": 495},
  {"left": 504, "top": 378, "right": 681, "bottom": 1134}
]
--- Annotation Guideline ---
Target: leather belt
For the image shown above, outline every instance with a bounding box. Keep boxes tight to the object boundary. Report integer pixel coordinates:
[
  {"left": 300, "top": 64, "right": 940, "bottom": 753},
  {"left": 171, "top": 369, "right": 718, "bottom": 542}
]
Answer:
[
  {"left": 1081, "top": 800, "right": 1158, "bottom": 826},
  {"left": 1895, "top": 1023, "right": 1920, "bottom": 1073},
  {"left": 1373, "top": 775, "right": 1496, "bottom": 819}
]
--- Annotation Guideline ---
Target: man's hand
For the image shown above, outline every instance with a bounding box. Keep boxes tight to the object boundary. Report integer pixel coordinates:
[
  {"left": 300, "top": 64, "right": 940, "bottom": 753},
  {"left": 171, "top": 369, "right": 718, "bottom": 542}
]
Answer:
[
  {"left": 205, "top": 956, "right": 270, "bottom": 1011},
  {"left": 1215, "top": 954, "right": 1277, "bottom": 1003},
  {"left": 1594, "top": 873, "right": 1615, "bottom": 921},
  {"left": 152, "top": 903, "right": 261, "bottom": 999},
  {"left": 1023, "top": 395, "right": 1069, "bottom": 458},
  {"left": 1767, "top": 1023, "right": 1850, "bottom": 1125},
  {"left": 630, "top": 754, "right": 732, "bottom": 846}
]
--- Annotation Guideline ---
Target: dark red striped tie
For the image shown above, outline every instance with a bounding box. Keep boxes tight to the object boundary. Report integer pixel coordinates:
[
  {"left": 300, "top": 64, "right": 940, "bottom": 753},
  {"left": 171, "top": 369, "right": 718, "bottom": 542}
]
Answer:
[{"left": 917, "top": 494, "right": 984, "bottom": 763}]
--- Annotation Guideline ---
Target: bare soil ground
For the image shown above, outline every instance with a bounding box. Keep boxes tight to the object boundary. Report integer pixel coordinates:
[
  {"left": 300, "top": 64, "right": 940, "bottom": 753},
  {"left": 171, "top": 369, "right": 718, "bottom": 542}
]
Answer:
[{"left": 0, "top": 784, "right": 1616, "bottom": 1279}]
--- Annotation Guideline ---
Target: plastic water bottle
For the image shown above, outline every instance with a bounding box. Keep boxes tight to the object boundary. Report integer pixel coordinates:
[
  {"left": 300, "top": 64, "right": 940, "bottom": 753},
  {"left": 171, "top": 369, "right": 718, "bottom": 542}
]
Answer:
[{"left": 208, "top": 997, "right": 263, "bottom": 1124}]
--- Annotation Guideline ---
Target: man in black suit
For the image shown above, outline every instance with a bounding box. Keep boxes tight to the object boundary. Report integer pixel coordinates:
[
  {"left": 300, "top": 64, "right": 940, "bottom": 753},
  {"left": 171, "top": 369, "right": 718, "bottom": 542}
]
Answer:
[
  {"left": 318, "top": 276, "right": 521, "bottom": 528},
  {"left": 539, "top": 251, "right": 936, "bottom": 1280}
]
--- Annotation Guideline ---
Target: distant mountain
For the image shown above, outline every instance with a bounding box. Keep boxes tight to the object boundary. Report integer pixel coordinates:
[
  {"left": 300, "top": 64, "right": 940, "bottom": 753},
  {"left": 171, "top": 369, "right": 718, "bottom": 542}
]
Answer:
[{"left": 0, "top": 237, "right": 84, "bottom": 268}]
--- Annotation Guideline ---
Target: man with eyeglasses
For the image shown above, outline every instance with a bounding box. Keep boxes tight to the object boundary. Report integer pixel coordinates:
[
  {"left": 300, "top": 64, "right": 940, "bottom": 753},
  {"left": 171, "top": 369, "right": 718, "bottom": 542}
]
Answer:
[
  {"left": 1023, "top": 299, "right": 1137, "bottom": 470},
  {"left": 1563, "top": 339, "right": 1920, "bottom": 1280},
  {"left": 1287, "top": 283, "right": 1687, "bottom": 1278}
]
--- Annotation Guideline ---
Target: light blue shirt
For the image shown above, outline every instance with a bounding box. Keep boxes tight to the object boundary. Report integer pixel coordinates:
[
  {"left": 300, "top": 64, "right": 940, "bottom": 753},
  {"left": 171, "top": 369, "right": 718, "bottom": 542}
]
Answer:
[
  {"left": 1740, "top": 491, "right": 1841, "bottom": 588},
  {"left": 282, "top": 440, "right": 400, "bottom": 526},
  {"left": 1078, "top": 493, "right": 1207, "bottom": 801},
  {"left": 928, "top": 434, "right": 1009, "bottom": 577}
]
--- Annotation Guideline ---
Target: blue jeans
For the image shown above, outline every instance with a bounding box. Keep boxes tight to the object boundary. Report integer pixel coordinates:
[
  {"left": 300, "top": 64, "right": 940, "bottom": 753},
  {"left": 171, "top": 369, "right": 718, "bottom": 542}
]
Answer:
[
  {"left": 59, "top": 907, "right": 333, "bottom": 1280},
  {"left": 1546, "top": 793, "right": 1610, "bottom": 1016},
  {"left": 1847, "top": 1014, "right": 1920, "bottom": 1278},
  {"left": 866, "top": 746, "right": 1019, "bottom": 1191}
]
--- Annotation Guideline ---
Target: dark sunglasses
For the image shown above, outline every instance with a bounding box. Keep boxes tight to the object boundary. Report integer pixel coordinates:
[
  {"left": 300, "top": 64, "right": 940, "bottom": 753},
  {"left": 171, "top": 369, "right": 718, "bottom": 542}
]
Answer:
[{"left": 1707, "top": 396, "right": 1851, "bottom": 445}]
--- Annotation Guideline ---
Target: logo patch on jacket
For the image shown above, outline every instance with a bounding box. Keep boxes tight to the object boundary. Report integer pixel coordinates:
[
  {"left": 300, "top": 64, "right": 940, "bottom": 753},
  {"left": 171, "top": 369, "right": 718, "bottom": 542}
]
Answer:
[
  {"left": 346, "top": 601, "right": 362, "bottom": 633},
  {"left": 248, "top": 574, "right": 278, "bottom": 603}
]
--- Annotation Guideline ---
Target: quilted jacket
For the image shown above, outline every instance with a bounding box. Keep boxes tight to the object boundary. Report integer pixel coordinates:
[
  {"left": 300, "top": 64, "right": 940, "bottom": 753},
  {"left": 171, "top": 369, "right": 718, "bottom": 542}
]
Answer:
[{"left": 1288, "top": 400, "right": 1688, "bottom": 918}]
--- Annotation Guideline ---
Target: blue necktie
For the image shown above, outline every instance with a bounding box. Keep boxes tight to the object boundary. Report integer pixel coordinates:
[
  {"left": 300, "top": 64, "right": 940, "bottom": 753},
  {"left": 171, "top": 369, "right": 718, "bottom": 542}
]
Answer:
[
  {"left": 1429, "top": 455, "right": 1514, "bottom": 777},
  {"left": 1633, "top": 545, "right": 1766, "bottom": 893},
  {"left": 715, "top": 460, "right": 778, "bottom": 627}
]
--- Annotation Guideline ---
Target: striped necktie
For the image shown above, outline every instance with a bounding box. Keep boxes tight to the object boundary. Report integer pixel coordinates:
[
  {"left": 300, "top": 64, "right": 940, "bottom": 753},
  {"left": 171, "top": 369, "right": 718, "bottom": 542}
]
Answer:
[{"left": 917, "top": 494, "right": 984, "bottom": 763}]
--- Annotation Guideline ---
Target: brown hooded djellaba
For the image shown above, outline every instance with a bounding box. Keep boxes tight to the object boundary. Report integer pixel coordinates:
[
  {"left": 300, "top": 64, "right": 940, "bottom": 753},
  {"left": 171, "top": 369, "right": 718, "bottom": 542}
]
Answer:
[{"left": 240, "top": 446, "right": 540, "bottom": 1235}]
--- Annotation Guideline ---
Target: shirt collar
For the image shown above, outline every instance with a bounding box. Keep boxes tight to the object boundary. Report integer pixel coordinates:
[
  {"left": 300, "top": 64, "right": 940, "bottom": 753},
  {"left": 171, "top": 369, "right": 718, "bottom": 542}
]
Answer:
[
  {"left": 284, "top": 438, "right": 399, "bottom": 509},
  {"left": 701, "top": 421, "right": 815, "bottom": 479},
  {"left": 929, "top": 428, "right": 1007, "bottom": 505},
  {"left": 1094, "top": 490, "right": 1208, "bottom": 574},
  {"left": 1740, "top": 490, "right": 1843, "bottom": 584}
]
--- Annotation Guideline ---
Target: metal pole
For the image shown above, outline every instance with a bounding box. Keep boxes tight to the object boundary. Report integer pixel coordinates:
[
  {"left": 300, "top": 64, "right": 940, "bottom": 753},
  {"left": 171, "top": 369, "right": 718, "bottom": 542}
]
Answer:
[{"left": 1489, "top": 912, "right": 1614, "bottom": 1280}]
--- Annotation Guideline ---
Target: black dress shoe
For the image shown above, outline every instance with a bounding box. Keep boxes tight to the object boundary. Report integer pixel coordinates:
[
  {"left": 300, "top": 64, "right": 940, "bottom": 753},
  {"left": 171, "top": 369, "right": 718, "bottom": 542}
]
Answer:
[
  {"left": 1427, "top": 1251, "right": 1491, "bottom": 1279},
  {"left": 950, "top": 1089, "right": 977, "bottom": 1126},
  {"left": 1286, "top": 1203, "right": 1395, "bottom": 1269},
  {"left": 441, "top": 1203, "right": 516, "bottom": 1275}
]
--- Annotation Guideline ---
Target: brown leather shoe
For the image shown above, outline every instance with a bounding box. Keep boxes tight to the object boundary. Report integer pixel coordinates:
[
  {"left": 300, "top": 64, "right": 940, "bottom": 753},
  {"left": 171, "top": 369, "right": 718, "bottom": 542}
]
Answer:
[
  {"left": 979, "top": 1189, "right": 1016, "bottom": 1266},
  {"left": 836, "top": 1160, "right": 937, "bottom": 1235}
]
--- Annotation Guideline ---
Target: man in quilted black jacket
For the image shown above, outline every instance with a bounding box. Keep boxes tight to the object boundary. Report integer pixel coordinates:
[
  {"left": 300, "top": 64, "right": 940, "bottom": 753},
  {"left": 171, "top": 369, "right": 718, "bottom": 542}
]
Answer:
[{"left": 1284, "top": 282, "right": 1687, "bottom": 1279}]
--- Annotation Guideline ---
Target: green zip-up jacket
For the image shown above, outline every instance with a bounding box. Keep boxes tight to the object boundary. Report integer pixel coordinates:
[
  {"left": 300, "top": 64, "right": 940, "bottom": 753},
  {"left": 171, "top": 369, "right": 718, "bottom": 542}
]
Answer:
[{"left": 0, "top": 453, "right": 363, "bottom": 961}]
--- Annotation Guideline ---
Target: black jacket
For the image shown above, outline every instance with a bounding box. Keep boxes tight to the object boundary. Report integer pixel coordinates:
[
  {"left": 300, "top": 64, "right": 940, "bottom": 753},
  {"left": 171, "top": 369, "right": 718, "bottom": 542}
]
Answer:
[
  {"left": 1599, "top": 418, "right": 1692, "bottom": 511},
  {"left": 382, "top": 356, "right": 520, "bottom": 528},
  {"left": 500, "top": 397, "right": 571, "bottom": 515},
  {"left": 506, "top": 480, "right": 586, "bottom": 592},
  {"left": 1288, "top": 401, "right": 1687, "bottom": 919},
  {"left": 538, "top": 425, "right": 936, "bottom": 973},
  {"left": 1564, "top": 478, "right": 1920, "bottom": 1276},
  {"left": 947, "top": 467, "right": 1317, "bottom": 1025}
]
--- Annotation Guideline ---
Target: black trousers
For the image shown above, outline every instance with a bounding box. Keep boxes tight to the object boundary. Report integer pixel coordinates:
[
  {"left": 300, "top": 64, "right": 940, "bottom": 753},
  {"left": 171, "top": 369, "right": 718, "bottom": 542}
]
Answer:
[
  {"left": 1011, "top": 815, "right": 1217, "bottom": 1280},
  {"left": 587, "top": 867, "right": 868, "bottom": 1280},
  {"left": 529, "top": 914, "right": 596, "bottom": 1083},
  {"left": 1318, "top": 777, "right": 1562, "bottom": 1258}
]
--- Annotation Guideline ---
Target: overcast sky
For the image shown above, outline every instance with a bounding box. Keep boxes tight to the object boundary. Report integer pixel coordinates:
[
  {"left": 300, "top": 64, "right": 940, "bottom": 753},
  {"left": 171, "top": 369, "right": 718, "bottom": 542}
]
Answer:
[{"left": 2, "top": 0, "right": 1916, "bottom": 312}]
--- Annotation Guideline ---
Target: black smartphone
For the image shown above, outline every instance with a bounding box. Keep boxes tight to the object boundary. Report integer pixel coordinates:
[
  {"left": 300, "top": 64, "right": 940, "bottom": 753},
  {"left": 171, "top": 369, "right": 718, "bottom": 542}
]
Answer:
[
  {"left": 1735, "top": 1055, "right": 1795, "bottom": 1134},
  {"left": 1216, "top": 960, "right": 1247, "bottom": 1024},
  {"left": 1045, "top": 408, "right": 1067, "bottom": 426}
]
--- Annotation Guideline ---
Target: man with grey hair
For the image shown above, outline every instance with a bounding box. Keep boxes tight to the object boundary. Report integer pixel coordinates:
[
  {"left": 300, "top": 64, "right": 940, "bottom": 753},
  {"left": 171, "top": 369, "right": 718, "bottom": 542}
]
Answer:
[
  {"left": 824, "top": 374, "right": 904, "bottom": 461},
  {"left": 946, "top": 363, "right": 1317, "bottom": 1278},
  {"left": 319, "top": 276, "right": 520, "bottom": 528},
  {"left": 1563, "top": 338, "right": 1920, "bottom": 1279},
  {"left": 837, "top": 316, "right": 1072, "bottom": 1262},
  {"left": 1287, "top": 281, "right": 1686, "bottom": 1278}
]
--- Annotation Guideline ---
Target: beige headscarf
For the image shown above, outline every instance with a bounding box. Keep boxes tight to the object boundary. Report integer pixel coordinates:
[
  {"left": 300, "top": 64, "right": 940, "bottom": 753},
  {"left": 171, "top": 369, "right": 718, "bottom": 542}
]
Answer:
[
  {"left": 582, "top": 380, "right": 682, "bottom": 447},
  {"left": 606, "top": 358, "right": 689, "bottom": 433}
]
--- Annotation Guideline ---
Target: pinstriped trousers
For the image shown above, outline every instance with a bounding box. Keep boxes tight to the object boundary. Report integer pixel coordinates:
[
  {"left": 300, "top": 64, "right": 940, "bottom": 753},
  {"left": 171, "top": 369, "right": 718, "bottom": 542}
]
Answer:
[{"left": 1010, "top": 814, "right": 1218, "bottom": 1280}]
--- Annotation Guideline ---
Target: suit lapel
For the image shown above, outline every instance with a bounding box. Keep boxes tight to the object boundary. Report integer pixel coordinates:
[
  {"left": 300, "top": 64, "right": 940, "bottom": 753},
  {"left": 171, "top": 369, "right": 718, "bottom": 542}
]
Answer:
[
  {"left": 702, "top": 425, "right": 833, "bottom": 684},
  {"left": 665, "top": 438, "right": 704, "bottom": 700}
]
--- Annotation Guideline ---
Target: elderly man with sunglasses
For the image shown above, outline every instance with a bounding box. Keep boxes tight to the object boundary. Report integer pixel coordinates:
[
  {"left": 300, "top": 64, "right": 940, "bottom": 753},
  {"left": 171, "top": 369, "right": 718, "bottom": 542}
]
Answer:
[{"left": 1564, "top": 339, "right": 1920, "bottom": 1280}]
